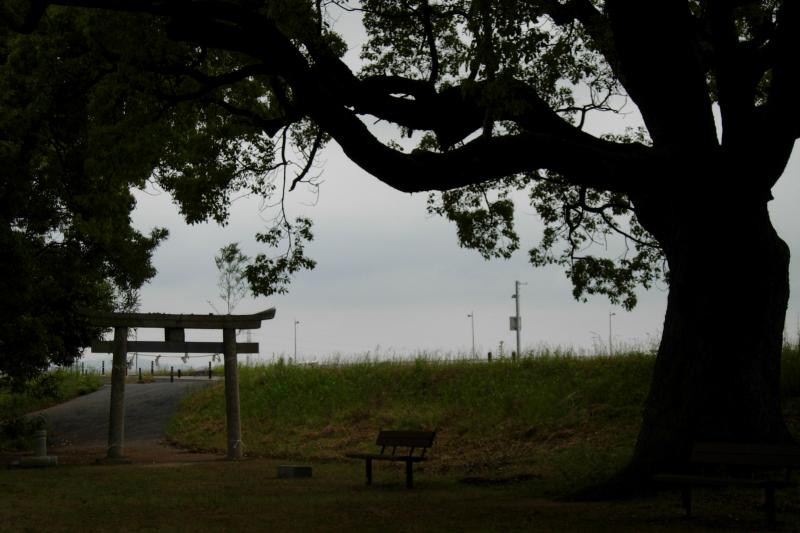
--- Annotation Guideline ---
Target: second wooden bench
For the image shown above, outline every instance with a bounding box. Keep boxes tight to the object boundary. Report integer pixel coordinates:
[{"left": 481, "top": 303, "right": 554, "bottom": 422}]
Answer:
[{"left": 654, "top": 441, "right": 800, "bottom": 529}]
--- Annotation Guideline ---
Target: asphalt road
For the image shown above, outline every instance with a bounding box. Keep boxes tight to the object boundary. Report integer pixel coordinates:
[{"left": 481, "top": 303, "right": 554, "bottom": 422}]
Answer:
[{"left": 37, "top": 378, "right": 213, "bottom": 448}]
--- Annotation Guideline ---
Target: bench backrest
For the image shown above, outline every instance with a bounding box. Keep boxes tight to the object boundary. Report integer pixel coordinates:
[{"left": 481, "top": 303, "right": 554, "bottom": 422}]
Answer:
[
  {"left": 376, "top": 430, "right": 436, "bottom": 457},
  {"left": 691, "top": 442, "right": 800, "bottom": 468}
]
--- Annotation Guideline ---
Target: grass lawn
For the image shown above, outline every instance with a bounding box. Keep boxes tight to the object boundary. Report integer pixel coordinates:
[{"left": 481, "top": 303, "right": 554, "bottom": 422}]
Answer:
[
  {"left": 2, "top": 348, "right": 800, "bottom": 531},
  {"left": 2, "top": 457, "right": 798, "bottom": 532}
]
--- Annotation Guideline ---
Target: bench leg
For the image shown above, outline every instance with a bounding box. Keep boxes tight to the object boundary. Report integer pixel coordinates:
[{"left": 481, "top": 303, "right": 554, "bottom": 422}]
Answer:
[
  {"left": 366, "top": 458, "right": 373, "bottom": 485},
  {"left": 765, "top": 486, "right": 776, "bottom": 530},
  {"left": 681, "top": 486, "right": 692, "bottom": 517},
  {"left": 406, "top": 461, "right": 413, "bottom": 489}
]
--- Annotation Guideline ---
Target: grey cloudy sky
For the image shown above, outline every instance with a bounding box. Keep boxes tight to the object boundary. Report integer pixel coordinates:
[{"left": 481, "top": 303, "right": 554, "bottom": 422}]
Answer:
[
  {"left": 121, "top": 139, "right": 800, "bottom": 364},
  {"left": 92, "top": 10, "right": 800, "bottom": 366}
]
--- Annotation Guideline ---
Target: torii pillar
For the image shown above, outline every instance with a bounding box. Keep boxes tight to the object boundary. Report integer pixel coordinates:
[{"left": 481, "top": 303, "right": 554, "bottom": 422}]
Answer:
[{"left": 88, "top": 308, "right": 276, "bottom": 461}]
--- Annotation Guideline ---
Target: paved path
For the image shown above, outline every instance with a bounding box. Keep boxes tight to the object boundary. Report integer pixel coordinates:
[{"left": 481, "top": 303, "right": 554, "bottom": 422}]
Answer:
[{"left": 33, "top": 378, "right": 218, "bottom": 462}]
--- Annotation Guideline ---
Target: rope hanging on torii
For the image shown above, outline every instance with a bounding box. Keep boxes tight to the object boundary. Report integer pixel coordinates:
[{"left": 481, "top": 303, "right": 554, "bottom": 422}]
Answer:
[{"left": 85, "top": 308, "right": 276, "bottom": 462}]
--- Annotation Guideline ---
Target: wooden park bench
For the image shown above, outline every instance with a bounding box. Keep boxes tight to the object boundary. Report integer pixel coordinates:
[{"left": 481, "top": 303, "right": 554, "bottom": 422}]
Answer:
[
  {"left": 653, "top": 442, "right": 800, "bottom": 529},
  {"left": 346, "top": 430, "right": 436, "bottom": 488}
]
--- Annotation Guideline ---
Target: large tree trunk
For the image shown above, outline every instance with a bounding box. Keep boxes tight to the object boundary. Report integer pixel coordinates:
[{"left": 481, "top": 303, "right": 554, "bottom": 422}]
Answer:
[{"left": 631, "top": 194, "right": 793, "bottom": 477}]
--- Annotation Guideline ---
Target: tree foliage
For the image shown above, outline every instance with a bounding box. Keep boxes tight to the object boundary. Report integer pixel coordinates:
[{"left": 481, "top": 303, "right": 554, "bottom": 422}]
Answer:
[
  {"left": 0, "top": 8, "right": 168, "bottom": 382},
  {"left": 1, "top": 1, "right": 798, "bottom": 394},
  {"left": 0, "top": 4, "right": 322, "bottom": 381}
]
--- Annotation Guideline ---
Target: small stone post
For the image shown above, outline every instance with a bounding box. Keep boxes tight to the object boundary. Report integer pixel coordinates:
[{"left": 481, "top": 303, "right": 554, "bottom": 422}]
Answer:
[
  {"left": 107, "top": 326, "right": 128, "bottom": 460},
  {"left": 34, "top": 429, "right": 47, "bottom": 457},
  {"left": 17, "top": 429, "right": 57, "bottom": 467},
  {"left": 223, "top": 328, "right": 242, "bottom": 459}
]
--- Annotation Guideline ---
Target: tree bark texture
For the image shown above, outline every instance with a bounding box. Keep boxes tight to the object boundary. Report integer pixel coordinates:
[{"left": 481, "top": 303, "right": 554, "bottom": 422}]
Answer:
[{"left": 630, "top": 194, "right": 793, "bottom": 476}]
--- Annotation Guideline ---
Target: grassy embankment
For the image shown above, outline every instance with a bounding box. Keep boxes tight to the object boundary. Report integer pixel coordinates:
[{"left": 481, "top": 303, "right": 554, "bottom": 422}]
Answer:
[
  {"left": 169, "top": 346, "right": 800, "bottom": 497},
  {"left": 0, "top": 369, "right": 102, "bottom": 450}
]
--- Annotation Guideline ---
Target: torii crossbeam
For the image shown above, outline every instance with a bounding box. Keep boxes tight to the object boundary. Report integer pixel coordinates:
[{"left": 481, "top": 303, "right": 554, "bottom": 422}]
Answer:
[{"left": 86, "top": 308, "right": 276, "bottom": 461}]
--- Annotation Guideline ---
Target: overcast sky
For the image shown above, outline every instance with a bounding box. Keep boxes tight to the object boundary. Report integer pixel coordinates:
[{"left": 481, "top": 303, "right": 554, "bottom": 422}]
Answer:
[
  {"left": 116, "top": 139, "right": 800, "bottom": 366},
  {"left": 90, "top": 10, "right": 800, "bottom": 367}
]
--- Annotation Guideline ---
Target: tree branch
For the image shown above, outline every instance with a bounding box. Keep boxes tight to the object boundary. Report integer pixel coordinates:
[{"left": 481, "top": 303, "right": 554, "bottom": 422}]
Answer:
[
  {"left": 604, "top": 0, "right": 718, "bottom": 148},
  {"left": 419, "top": 1, "right": 439, "bottom": 85},
  {"left": 538, "top": 0, "right": 616, "bottom": 64},
  {"left": 41, "top": 0, "right": 654, "bottom": 194},
  {"left": 289, "top": 130, "right": 323, "bottom": 192},
  {"left": 321, "top": 109, "right": 651, "bottom": 194},
  {"left": 763, "top": 0, "right": 800, "bottom": 141},
  {"left": 705, "top": 1, "right": 763, "bottom": 146}
]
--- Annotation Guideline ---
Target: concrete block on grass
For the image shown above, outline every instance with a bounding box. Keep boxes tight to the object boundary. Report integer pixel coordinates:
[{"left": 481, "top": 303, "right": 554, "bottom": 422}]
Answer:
[{"left": 14, "top": 456, "right": 58, "bottom": 468}]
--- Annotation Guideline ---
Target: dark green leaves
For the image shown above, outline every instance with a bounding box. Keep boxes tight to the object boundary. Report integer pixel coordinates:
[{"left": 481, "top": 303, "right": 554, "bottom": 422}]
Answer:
[
  {"left": 428, "top": 183, "right": 520, "bottom": 259},
  {"left": 246, "top": 217, "right": 317, "bottom": 297},
  {"left": 528, "top": 172, "right": 665, "bottom": 310},
  {"left": 0, "top": 8, "right": 170, "bottom": 381}
]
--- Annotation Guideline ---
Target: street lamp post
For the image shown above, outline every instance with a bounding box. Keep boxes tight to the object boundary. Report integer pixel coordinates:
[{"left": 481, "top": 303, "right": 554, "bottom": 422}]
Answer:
[
  {"left": 467, "top": 312, "right": 475, "bottom": 358},
  {"left": 294, "top": 319, "right": 300, "bottom": 363},
  {"left": 608, "top": 312, "right": 616, "bottom": 356}
]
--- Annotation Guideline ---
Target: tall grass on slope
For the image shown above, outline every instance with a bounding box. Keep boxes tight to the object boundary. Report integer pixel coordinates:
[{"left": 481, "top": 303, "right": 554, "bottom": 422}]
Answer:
[{"left": 170, "top": 354, "right": 654, "bottom": 486}]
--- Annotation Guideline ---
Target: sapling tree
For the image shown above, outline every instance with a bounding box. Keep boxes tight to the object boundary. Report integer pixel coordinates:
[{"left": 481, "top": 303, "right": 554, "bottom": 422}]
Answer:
[{"left": 214, "top": 242, "right": 250, "bottom": 315}]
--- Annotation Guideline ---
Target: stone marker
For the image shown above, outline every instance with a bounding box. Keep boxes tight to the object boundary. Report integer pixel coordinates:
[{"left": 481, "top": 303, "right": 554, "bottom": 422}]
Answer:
[
  {"left": 17, "top": 430, "right": 58, "bottom": 468},
  {"left": 277, "top": 465, "right": 312, "bottom": 478}
]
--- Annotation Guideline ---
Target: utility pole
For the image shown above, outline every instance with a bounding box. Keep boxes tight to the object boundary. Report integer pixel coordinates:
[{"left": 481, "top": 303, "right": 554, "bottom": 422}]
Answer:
[
  {"left": 294, "top": 319, "right": 300, "bottom": 363},
  {"left": 609, "top": 311, "right": 616, "bottom": 356},
  {"left": 467, "top": 312, "right": 475, "bottom": 358},
  {"left": 511, "top": 281, "right": 527, "bottom": 360}
]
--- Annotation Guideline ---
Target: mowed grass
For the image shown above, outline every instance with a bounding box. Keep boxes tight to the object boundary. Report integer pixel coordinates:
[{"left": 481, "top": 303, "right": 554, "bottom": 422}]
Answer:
[
  {"left": 2, "top": 349, "right": 800, "bottom": 531},
  {"left": 2, "top": 457, "right": 796, "bottom": 532}
]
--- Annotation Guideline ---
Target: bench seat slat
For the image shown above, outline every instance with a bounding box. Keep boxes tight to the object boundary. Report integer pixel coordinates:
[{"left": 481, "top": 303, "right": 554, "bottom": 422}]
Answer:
[
  {"left": 376, "top": 431, "right": 436, "bottom": 448},
  {"left": 691, "top": 442, "right": 800, "bottom": 467},
  {"left": 653, "top": 474, "right": 796, "bottom": 489},
  {"left": 345, "top": 453, "right": 427, "bottom": 462}
]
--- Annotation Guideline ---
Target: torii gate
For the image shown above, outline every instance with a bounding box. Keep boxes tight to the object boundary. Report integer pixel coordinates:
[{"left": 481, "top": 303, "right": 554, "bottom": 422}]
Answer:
[{"left": 86, "top": 308, "right": 276, "bottom": 461}]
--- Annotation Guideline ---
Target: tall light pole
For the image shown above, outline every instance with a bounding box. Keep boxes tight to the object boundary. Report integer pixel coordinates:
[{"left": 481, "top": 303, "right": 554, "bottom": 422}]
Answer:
[
  {"left": 608, "top": 311, "right": 616, "bottom": 356},
  {"left": 511, "top": 281, "right": 527, "bottom": 360},
  {"left": 467, "top": 312, "right": 475, "bottom": 358},
  {"left": 294, "top": 319, "right": 300, "bottom": 363}
]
